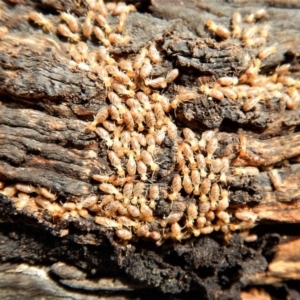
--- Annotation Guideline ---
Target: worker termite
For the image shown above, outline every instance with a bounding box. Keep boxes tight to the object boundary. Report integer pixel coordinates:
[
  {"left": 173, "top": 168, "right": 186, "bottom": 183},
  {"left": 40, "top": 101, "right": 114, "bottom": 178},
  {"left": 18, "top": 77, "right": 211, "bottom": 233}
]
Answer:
[
  {"left": 145, "top": 134, "right": 156, "bottom": 155},
  {"left": 0, "top": 26, "right": 8, "bottom": 39},
  {"left": 140, "top": 204, "right": 153, "bottom": 222},
  {"left": 0, "top": 181, "right": 5, "bottom": 190},
  {"left": 94, "top": 26, "right": 111, "bottom": 46},
  {"left": 269, "top": 169, "right": 282, "bottom": 190},
  {"left": 154, "top": 128, "right": 166, "bottom": 145},
  {"left": 141, "top": 150, "right": 159, "bottom": 171},
  {"left": 119, "top": 59, "right": 135, "bottom": 77},
  {"left": 39, "top": 187, "right": 57, "bottom": 201},
  {"left": 135, "top": 92, "right": 151, "bottom": 111},
  {"left": 210, "top": 183, "right": 220, "bottom": 210},
  {"left": 217, "top": 189, "right": 229, "bottom": 211},
  {"left": 145, "top": 77, "right": 167, "bottom": 89},
  {"left": 151, "top": 93, "right": 171, "bottom": 113},
  {"left": 130, "top": 107, "right": 145, "bottom": 131},
  {"left": 112, "top": 82, "right": 135, "bottom": 97},
  {"left": 170, "top": 223, "right": 184, "bottom": 241},
  {"left": 199, "top": 178, "right": 211, "bottom": 202},
  {"left": 233, "top": 166, "right": 259, "bottom": 177},
  {"left": 123, "top": 111, "right": 135, "bottom": 132},
  {"left": 103, "top": 120, "right": 116, "bottom": 132},
  {"left": 165, "top": 68, "right": 179, "bottom": 84},
  {"left": 182, "top": 128, "right": 198, "bottom": 151},
  {"left": 206, "top": 137, "right": 218, "bottom": 164},
  {"left": 221, "top": 87, "right": 238, "bottom": 101},
  {"left": 181, "top": 143, "right": 197, "bottom": 168},
  {"left": 195, "top": 153, "right": 207, "bottom": 178},
  {"left": 182, "top": 165, "right": 193, "bottom": 194},
  {"left": 92, "top": 174, "right": 115, "bottom": 183},
  {"left": 126, "top": 151, "right": 137, "bottom": 176},
  {"left": 168, "top": 174, "right": 182, "bottom": 201},
  {"left": 242, "top": 96, "right": 261, "bottom": 111},
  {"left": 99, "top": 183, "right": 123, "bottom": 200},
  {"left": 95, "top": 216, "right": 122, "bottom": 229},
  {"left": 61, "top": 12, "right": 78, "bottom": 33},
  {"left": 199, "top": 85, "right": 224, "bottom": 101},
  {"left": 127, "top": 204, "right": 140, "bottom": 218},
  {"left": 139, "top": 58, "right": 152, "bottom": 79},
  {"left": 245, "top": 58, "right": 261, "bottom": 78},
  {"left": 82, "top": 11, "right": 95, "bottom": 38},
  {"left": 148, "top": 42, "right": 161, "bottom": 63},
  {"left": 186, "top": 203, "right": 198, "bottom": 228},
  {"left": 133, "top": 48, "right": 148, "bottom": 70},
  {"left": 130, "top": 136, "right": 141, "bottom": 158},
  {"left": 145, "top": 111, "right": 156, "bottom": 134},
  {"left": 235, "top": 210, "right": 258, "bottom": 222},
  {"left": 231, "top": 12, "right": 242, "bottom": 38},
  {"left": 98, "top": 46, "right": 116, "bottom": 65},
  {"left": 28, "top": 12, "right": 53, "bottom": 32},
  {"left": 108, "top": 33, "right": 131, "bottom": 45},
  {"left": 112, "top": 3, "right": 136, "bottom": 15},
  {"left": 57, "top": 24, "right": 80, "bottom": 42},
  {"left": 148, "top": 184, "right": 159, "bottom": 209},
  {"left": 171, "top": 87, "right": 198, "bottom": 109},
  {"left": 95, "top": 127, "right": 113, "bottom": 147},
  {"left": 161, "top": 212, "right": 183, "bottom": 227},
  {"left": 217, "top": 77, "right": 238, "bottom": 86},
  {"left": 95, "top": 14, "right": 111, "bottom": 33},
  {"left": 137, "top": 161, "right": 148, "bottom": 181},
  {"left": 108, "top": 151, "right": 125, "bottom": 177},
  {"left": 0, "top": 185, "right": 17, "bottom": 197},
  {"left": 117, "top": 12, "right": 127, "bottom": 32},
  {"left": 286, "top": 87, "right": 300, "bottom": 110},
  {"left": 258, "top": 45, "right": 277, "bottom": 60},
  {"left": 122, "top": 182, "right": 133, "bottom": 206},
  {"left": 219, "top": 157, "right": 230, "bottom": 183},
  {"left": 229, "top": 220, "right": 254, "bottom": 231},
  {"left": 209, "top": 158, "right": 222, "bottom": 180},
  {"left": 120, "top": 130, "right": 131, "bottom": 153},
  {"left": 242, "top": 25, "right": 258, "bottom": 42},
  {"left": 216, "top": 211, "right": 230, "bottom": 224},
  {"left": 191, "top": 169, "right": 201, "bottom": 195},
  {"left": 107, "top": 92, "right": 127, "bottom": 115},
  {"left": 205, "top": 20, "right": 230, "bottom": 39},
  {"left": 136, "top": 224, "right": 150, "bottom": 237}
]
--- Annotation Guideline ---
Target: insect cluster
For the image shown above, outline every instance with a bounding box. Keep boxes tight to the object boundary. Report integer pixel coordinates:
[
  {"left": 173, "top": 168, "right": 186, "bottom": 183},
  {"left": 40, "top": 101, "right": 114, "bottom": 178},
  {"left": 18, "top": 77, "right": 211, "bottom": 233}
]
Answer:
[
  {"left": 4, "top": 2, "right": 293, "bottom": 245},
  {"left": 202, "top": 9, "right": 300, "bottom": 111}
]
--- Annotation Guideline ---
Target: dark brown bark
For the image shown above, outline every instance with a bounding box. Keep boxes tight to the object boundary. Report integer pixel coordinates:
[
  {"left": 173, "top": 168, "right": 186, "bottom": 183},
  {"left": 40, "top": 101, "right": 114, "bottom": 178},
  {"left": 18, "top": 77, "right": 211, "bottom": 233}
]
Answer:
[{"left": 0, "top": 0, "right": 300, "bottom": 299}]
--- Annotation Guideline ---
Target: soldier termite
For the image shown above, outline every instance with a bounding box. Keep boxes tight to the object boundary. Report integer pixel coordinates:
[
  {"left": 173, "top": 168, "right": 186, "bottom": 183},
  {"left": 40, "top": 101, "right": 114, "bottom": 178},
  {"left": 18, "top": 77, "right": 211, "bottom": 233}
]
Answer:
[
  {"left": 57, "top": 24, "right": 80, "bottom": 42},
  {"left": 28, "top": 12, "right": 53, "bottom": 32},
  {"left": 205, "top": 20, "right": 230, "bottom": 39},
  {"left": 61, "top": 12, "right": 78, "bottom": 33}
]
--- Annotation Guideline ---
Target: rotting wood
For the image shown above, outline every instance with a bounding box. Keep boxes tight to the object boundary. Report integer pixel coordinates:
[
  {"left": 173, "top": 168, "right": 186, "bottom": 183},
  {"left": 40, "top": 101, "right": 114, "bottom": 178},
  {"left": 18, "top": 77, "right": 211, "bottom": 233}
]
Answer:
[{"left": 0, "top": 0, "right": 300, "bottom": 299}]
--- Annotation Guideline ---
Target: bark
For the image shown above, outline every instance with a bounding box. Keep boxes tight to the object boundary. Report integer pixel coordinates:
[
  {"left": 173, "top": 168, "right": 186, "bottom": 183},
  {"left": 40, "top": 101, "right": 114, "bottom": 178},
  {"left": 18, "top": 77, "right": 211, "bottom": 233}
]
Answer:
[{"left": 0, "top": 0, "right": 300, "bottom": 299}]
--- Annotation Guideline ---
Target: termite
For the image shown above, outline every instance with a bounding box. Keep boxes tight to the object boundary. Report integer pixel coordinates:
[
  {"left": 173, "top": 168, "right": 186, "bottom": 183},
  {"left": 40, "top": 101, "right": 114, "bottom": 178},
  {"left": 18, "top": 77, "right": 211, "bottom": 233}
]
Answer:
[
  {"left": 57, "top": 24, "right": 80, "bottom": 42},
  {"left": 205, "top": 20, "right": 230, "bottom": 39},
  {"left": 28, "top": 11, "right": 53, "bottom": 32},
  {"left": 61, "top": 12, "right": 78, "bottom": 33}
]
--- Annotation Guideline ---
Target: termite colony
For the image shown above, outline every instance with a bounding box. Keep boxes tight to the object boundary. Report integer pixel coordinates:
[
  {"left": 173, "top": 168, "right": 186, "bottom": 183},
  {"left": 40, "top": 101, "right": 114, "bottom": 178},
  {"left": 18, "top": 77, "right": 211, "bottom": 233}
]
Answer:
[
  {"left": 2, "top": 3, "right": 285, "bottom": 245},
  {"left": 202, "top": 9, "right": 300, "bottom": 111}
]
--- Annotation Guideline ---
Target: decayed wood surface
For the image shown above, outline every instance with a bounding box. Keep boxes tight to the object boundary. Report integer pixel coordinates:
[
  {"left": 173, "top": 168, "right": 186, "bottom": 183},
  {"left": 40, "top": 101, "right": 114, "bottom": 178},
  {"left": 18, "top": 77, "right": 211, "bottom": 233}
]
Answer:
[{"left": 0, "top": 0, "right": 300, "bottom": 299}]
